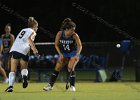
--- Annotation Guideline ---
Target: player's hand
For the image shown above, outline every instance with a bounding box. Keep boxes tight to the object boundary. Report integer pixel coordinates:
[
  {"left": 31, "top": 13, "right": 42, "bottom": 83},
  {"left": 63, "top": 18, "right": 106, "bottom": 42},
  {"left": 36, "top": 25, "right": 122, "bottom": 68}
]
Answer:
[
  {"left": 34, "top": 50, "right": 40, "bottom": 59},
  {"left": 33, "top": 49, "right": 40, "bottom": 59},
  {"left": 33, "top": 49, "right": 38, "bottom": 55},
  {"left": 35, "top": 53, "right": 40, "bottom": 59}
]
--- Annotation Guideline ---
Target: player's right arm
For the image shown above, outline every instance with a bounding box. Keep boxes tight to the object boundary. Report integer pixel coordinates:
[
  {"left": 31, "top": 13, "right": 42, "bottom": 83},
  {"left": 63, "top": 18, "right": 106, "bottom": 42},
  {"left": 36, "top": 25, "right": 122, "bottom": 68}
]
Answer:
[
  {"left": 1, "top": 34, "right": 4, "bottom": 52},
  {"left": 0, "top": 44, "right": 3, "bottom": 54},
  {"left": 10, "top": 34, "right": 15, "bottom": 47},
  {"left": 0, "top": 42, "right": 3, "bottom": 54},
  {"left": 55, "top": 31, "right": 63, "bottom": 58}
]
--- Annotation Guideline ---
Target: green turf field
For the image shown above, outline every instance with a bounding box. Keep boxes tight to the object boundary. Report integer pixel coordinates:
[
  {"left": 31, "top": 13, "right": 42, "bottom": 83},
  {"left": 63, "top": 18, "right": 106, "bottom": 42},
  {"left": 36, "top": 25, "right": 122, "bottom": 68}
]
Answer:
[
  {"left": 0, "top": 82, "right": 140, "bottom": 100},
  {"left": 27, "top": 66, "right": 136, "bottom": 82}
]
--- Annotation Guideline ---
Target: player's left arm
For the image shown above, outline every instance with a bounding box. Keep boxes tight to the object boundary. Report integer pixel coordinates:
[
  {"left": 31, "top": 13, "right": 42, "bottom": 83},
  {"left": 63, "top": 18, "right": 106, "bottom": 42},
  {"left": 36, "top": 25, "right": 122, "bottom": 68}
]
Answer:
[
  {"left": 8, "top": 34, "right": 15, "bottom": 52},
  {"left": 73, "top": 33, "right": 82, "bottom": 56},
  {"left": 0, "top": 43, "right": 3, "bottom": 54},
  {"left": 10, "top": 34, "right": 15, "bottom": 46},
  {"left": 1, "top": 34, "right": 4, "bottom": 52}
]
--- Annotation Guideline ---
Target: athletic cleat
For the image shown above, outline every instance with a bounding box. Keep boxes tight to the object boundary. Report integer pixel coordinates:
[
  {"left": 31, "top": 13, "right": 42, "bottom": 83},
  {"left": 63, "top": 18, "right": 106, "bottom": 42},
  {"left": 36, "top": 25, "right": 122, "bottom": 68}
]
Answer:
[
  {"left": 43, "top": 84, "right": 53, "bottom": 91},
  {"left": 70, "top": 86, "right": 76, "bottom": 92},
  {"left": 22, "top": 75, "right": 28, "bottom": 88},
  {"left": 3, "top": 78, "right": 9, "bottom": 84},
  {"left": 5, "top": 86, "right": 13, "bottom": 92}
]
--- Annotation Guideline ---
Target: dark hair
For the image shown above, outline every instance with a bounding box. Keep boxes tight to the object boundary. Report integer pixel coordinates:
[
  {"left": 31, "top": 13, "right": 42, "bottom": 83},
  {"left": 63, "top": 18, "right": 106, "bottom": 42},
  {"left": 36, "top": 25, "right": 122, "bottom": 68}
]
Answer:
[
  {"left": 5, "top": 23, "right": 11, "bottom": 27},
  {"left": 28, "top": 17, "right": 38, "bottom": 28},
  {"left": 4, "top": 23, "right": 11, "bottom": 30},
  {"left": 60, "top": 18, "right": 76, "bottom": 31}
]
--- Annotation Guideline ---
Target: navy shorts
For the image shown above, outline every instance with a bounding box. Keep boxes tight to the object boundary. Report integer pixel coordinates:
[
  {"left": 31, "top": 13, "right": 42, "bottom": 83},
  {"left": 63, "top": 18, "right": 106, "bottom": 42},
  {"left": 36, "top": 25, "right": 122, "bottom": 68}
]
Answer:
[
  {"left": 1, "top": 52, "right": 10, "bottom": 60},
  {"left": 10, "top": 51, "right": 29, "bottom": 61},
  {"left": 62, "top": 51, "right": 78, "bottom": 58}
]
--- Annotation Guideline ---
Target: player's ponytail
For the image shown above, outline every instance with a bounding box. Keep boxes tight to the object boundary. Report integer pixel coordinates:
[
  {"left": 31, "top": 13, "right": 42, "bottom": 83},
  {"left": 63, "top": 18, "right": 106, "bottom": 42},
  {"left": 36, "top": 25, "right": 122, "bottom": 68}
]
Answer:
[
  {"left": 62, "top": 18, "right": 71, "bottom": 24},
  {"left": 28, "top": 17, "right": 34, "bottom": 22},
  {"left": 60, "top": 18, "right": 76, "bottom": 31},
  {"left": 28, "top": 17, "right": 38, "bottom": 28}
]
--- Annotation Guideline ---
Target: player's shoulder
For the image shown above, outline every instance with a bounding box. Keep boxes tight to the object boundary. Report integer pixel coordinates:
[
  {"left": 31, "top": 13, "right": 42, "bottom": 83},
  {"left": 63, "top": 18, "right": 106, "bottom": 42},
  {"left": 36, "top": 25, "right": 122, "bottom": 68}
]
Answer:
[
  {"left": 1, "top": 34, "right": 5, "bottom": 37},
  {"left": 73, "top": 32, "right": 79, "bottom": 38},
  {"left": 10, "top": 33, "right": 15, "bottom": 37},
  {"left": 22, "top": 28, "right": 34, "bottom": 34},
  {"left": 58, "top": 31, "right": 62, "bottom": 34},
  {"left": 57, "top": 31, "right": 63, "bottom": 36},
  {"left": 22, "top": 28, "right": 33, "bottom": 31}
]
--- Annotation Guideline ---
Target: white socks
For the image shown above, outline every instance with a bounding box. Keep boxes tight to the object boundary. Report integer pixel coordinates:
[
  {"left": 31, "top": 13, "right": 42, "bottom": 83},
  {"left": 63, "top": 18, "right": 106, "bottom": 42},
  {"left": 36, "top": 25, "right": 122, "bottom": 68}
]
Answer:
[
  {"left": 8, "top": 69, "right": 28, "bottom": 86},
  {"left": 21, "top": 69, "right": 28, "bottom": 77},
  {"left": 9, "top": 72, "right": 15, "bottom": 86}
]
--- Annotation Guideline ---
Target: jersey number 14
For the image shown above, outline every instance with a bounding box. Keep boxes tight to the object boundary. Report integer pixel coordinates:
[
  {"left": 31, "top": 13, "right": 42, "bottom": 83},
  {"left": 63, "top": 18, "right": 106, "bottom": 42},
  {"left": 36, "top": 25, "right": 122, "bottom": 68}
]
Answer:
[{"left": 63, "top": 44, "right": 70, "bottom": 51}]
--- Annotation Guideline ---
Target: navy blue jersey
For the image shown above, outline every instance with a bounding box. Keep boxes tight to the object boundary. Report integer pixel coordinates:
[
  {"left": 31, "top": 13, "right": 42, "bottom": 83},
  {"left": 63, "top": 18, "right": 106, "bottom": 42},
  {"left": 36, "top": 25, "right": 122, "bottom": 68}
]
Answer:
[
  {"left": 2, "top": 34, "right": 12, "bottom": 49},
  {"left": 59, "top": 31, "right": 77, "bottom": 53}
]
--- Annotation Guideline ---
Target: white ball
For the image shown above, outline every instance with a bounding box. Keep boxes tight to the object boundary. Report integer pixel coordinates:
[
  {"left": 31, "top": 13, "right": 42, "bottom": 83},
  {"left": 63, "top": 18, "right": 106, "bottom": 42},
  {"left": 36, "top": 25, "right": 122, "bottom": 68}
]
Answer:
[{"left": 116, "top": 44, "right": 121, "bottom": 48}]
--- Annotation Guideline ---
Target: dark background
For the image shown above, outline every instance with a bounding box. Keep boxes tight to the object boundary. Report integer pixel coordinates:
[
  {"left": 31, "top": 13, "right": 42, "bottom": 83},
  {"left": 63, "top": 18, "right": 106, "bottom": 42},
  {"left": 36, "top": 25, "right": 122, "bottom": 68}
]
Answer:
[{"left": 0, "top": 0, "right": 140, "bottom": 42}]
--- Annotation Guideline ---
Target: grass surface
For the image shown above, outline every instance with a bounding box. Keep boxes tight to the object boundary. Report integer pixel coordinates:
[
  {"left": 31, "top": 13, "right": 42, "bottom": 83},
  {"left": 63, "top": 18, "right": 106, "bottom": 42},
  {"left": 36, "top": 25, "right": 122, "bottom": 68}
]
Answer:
[
  {"left": 27, "top": 66, "right": 135, "bottom": 82},
  {"left": 0, "top": 82, "right": 140, "bottom": 100}
]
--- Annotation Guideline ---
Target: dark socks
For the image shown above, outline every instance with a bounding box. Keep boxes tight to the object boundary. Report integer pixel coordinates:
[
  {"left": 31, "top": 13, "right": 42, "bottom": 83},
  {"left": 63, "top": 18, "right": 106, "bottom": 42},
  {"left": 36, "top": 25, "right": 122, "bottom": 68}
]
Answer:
[
  {"left": 70, "top": 71, "right": 76, "bottom": 86},
  {"left": 49, "top": 70, "right": 59, "bottom": 87}
]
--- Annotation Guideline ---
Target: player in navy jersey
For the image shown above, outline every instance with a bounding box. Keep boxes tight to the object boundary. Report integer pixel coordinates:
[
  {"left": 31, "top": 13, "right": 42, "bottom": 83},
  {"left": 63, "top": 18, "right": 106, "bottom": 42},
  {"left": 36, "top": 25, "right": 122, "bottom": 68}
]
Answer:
[
  {"left": 43, "top": 18, "right": 82, "bottom": 91},
  {"left": 1, "top": 23, "right": 15, "bottom": 76},
  {"left": 0, "top": 38, "right": 9, "bottom": 84}
]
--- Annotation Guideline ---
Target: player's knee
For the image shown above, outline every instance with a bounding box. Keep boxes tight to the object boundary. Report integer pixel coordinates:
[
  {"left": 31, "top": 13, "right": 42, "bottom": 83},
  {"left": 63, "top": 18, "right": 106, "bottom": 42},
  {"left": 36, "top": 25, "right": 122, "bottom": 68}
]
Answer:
[
  {"left": 71, "top": 57, "right": 79, "bottom": 62},
  {"left": 67, "top": 67, "right": 74, "bottom": 72},
  {"left": 55, "top": 66, "right": 62, "bottom": 71}
]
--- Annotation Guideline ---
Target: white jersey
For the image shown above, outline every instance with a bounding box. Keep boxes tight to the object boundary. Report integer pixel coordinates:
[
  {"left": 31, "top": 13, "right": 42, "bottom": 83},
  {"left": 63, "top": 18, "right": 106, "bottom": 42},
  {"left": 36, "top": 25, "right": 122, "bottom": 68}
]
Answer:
[{"left": 10, "top": 28, "right": 36, "bottom": 55}]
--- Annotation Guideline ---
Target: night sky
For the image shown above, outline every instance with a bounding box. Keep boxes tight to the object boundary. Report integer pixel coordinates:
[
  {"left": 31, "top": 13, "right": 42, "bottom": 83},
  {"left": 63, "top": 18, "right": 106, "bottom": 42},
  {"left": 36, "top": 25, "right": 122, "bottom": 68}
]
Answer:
[{"left": 0, "top": 0, "right": 140, "bottom": 42}]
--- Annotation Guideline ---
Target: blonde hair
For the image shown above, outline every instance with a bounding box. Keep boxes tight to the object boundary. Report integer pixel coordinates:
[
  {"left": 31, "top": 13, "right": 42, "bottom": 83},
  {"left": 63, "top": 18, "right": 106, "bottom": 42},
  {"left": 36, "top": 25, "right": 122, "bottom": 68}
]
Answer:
[{"left": 28, "top": 17, "right": 38, "bottom": 28}]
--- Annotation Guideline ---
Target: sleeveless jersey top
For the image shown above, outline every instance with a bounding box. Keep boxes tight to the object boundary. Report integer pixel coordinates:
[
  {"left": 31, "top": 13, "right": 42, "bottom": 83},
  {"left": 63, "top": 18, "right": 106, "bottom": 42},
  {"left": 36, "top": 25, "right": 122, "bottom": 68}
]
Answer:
[
  {"left": 59, "top": 31, "right": 77, "bottom": 53},
  {"left": 2, "top": 34, "right": 12, "bottom": 49},
  {"left": 10, "top": 28, "right": 36, "bottom": 55}
]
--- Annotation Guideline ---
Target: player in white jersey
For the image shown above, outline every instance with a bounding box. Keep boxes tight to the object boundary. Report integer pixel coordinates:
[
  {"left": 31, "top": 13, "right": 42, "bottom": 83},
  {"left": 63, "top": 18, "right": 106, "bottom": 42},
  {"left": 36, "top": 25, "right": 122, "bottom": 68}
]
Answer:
[
  {"left": 10, "top": 28, "right": 36, "bottom": 55},
  {"left": 5, "top": 17, "right": 39, "bottom": 92}
]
